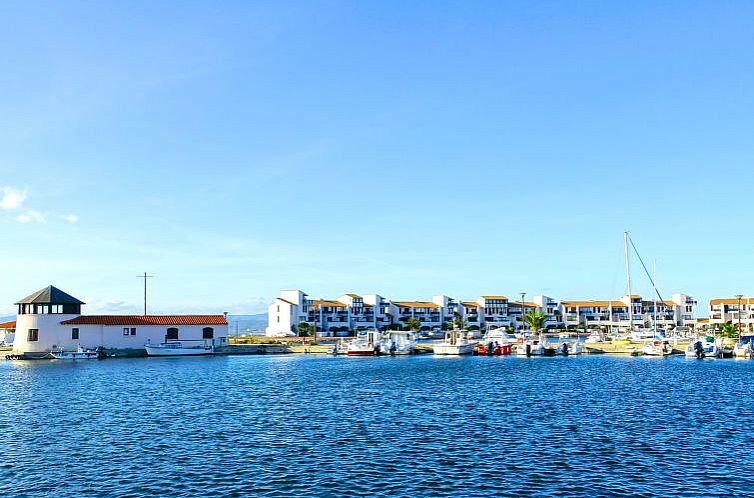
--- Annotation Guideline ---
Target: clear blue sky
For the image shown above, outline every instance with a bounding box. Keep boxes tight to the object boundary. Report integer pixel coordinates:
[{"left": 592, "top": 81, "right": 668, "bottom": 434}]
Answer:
[{"left": 1, "top": 1, "right": 753, "bottom": 316}]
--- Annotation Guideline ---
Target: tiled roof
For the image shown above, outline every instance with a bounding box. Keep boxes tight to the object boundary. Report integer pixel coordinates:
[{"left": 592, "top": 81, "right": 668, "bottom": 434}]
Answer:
[
  {"left": 710, "top": 297, "right": 754, "bottom": 305},
  {"left": 510, "top": 301, "right": 537, "bottom": 308},
  {"left": 561, "top": 300, "right": 627, "bottom": 308},
  {"left": 312, "top": 300, "right": 347, "bottom": 308},
  {"left": 345, "top": 293, "right": 361, "bottom": 298},
  {"left": 276, "top": 298, "right": 296, "bottom": 306},
  {"left": 461, "top": 301, "right": 479, "bottom": 307},
  {"left": 391, "top": 301, "right": 440, "bottom": 309},
  {"left": 0, "top": 321, "right": 15, "bottom": 329},
  {"left": 481, "top": 295, "right": 508, "bottom": 300},
  {"left": 61, "top": 315, "right": 227, "bottom": 326}
]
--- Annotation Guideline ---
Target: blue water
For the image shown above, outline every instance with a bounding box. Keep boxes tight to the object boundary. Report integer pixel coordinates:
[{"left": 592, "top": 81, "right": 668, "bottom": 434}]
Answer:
[{"left": 1, "top": 355, "right": 752, "bottom": 497}]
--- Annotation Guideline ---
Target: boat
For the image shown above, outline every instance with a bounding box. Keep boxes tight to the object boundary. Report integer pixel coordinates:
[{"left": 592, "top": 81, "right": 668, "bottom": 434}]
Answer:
[
  {"left": 475, "top": 327, "right": 513, "bottom": 356},
  {"left": 685, "top": 336, "right": 719, "bottom": 359},
  {"left": 433, "top": 329, "right": 476, "bottom": 355},
  {"left": 515, "top": 335, "right": 552, "bottom": 356},
  {"left": 734, "top": 335, "right": 754, "bottom": 359},
  {"left": 556, "top": 339, "right": 583, "bottom": 356},
  {"left": 641, "top": 339, "right": 673, "bottom": 356},
  {"left": 144, "top": 340, "right": 214, "bottom": 356},
  {"left": 381, "top": 330, "right": 417, "bottom": 355},
  {"left": 585, "top": 331, "right": 606, "bottom": 344},
  {"left": 331, "top": 338, "right": 349, "bottom": 355},
  {"left": 346, "top": 329, "right": 380, "bottom": 356},
  {"left": 50, "top": 345, "right": 102, "bottom": 360}
]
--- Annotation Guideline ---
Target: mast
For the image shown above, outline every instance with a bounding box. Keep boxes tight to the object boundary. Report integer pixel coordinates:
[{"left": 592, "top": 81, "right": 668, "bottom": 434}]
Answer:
[
  {"left": 624, "top": 232, "right": 633, "bottom": 331},
  {"left": 653, "top": 260, "right": 658, "bottom": 336}
]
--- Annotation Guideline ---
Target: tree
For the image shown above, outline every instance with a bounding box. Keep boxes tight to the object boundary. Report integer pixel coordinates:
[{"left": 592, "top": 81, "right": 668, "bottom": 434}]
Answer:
[
  {"left": 719, "top": 322, "right": 738, "bottom": 338},
  {"left": 453, "top": 316, "right": 466, "bottom": 330},
  {"left": 297, "top": 322, "right": 312, "bottom": 337},
  {"left": 406, "top": 317, "right": 421, "bottom": 332},
  {"left": 524, "top": 309, "right": 548, "bottom": 333}
]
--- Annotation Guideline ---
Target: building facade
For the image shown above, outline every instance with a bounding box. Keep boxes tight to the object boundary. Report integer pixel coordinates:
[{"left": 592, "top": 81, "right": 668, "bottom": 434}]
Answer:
[
  {"left": 709, "top": 297, "right": 754, "bottom": 331},
  {"left": 265, "top": 290, "right": 561, "bottom": 337},
  {"left": 12, "top": 285, "right": 228, "bottom": 354},
  {"left": 561, "top": 293, "right": 697, "bottom": 329}
]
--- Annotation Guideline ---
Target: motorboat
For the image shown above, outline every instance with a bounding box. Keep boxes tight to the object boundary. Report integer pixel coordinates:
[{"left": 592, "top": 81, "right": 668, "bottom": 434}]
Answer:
[
  {"left": 475, "top": 327, "right": 513, "bottom": 356},
  {"left": 433, "top": 330, "right": 476, "bottom": 355},
  {"left": 685, "top": 336, "right": 719, "bottom": 359},
  {"left": 585, "top": 331, "right": 606, "bottom": 344},
  {"left": 641, "top": 339, "right": 673, "bottom": 356},
  {"left": 515, "top": 335, "right": 552, "bottom": 356},
  {"left": 144, "top": 340, "right": 214, "bottom": 356},
  {"left": 51, "top": 345, "right": 102, "bottom": 360},
  {"left": 331, "top": 339, "right": 349, "bottom": 355},
  {"left": 734, "top": 335, "right": 754, "bottom": 359},
  {"left": 346, "top": 329, "right": 380, "bottom": 356},
  {"left": 381, "top": 330, "right": 417, "bottom": 355},
  {"left": 556, "top": 340, "right": 583, "bottom": 356}
]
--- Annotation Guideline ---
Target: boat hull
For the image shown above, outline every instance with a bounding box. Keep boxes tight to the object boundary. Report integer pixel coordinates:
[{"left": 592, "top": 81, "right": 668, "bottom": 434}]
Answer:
[
  {"left": 433, "top": 344, "right": 475, "bottom": 355},
  {"left": 144, "top": 346, "right": 214, "bottom": 356},
  {"left": 346, "top": 350, "right": 376, "bottom": 356}
]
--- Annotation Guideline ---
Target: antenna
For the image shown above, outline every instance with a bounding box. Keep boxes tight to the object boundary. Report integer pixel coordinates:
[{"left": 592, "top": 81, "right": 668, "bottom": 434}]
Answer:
[{"left": 136, "top": 272, "right": 154, "bottom": 315}]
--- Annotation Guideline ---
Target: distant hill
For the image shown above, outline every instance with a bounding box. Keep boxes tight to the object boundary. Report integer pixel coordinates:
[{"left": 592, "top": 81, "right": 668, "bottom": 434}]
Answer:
[{"left": 227, "top": 313, "right": 267, "bottom": 336}]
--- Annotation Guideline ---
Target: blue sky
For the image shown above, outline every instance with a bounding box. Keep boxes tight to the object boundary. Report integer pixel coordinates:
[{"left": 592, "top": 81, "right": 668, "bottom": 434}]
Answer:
[{"left": 1, "top": 1, "right": 753, "bottom": 316}]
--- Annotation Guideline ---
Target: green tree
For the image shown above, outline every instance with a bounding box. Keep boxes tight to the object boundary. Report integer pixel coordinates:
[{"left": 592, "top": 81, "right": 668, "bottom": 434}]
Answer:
[
  {"left": 523, "top": 309, "right": 548, "bottom": 333},
  {"left": 453, "top": 316, "right": 466, "bottom": 330},
  {"left": 405, "top": 317, "right": 421, "bottom": 332},
  {"left": 719, "top": 322, "right": 738, "bottom": 338},
  {"left": 297, "top": 322, "right": 312, "bottom": 337}
]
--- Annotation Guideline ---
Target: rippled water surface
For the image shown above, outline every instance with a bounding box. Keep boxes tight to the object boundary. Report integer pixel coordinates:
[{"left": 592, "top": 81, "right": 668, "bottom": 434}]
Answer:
[{"left": 1, "top": 354, "right": 753, "bottom": 497}]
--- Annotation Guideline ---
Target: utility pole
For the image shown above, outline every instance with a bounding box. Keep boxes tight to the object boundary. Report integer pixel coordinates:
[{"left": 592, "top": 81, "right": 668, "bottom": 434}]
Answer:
[{"left": 137, "top": 272, "right": 154, "bottom": 315}]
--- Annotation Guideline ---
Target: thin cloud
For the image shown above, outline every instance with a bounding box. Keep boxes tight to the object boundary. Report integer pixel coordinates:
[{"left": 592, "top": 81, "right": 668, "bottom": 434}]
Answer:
[
  {"left": 61, "top": 214, "right": 79, "bottom": 223},
  {"left": 16, "top": 210, "right": 46, "bottom": 223}
]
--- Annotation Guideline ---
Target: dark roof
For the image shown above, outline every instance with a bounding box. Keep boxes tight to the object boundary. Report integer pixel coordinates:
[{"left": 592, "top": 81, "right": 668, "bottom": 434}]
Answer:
[
  {"left": 15, "top": 286, "right": 85, "bottom": 305},
  {"left": 61, "top": 315, "right": 227, "bottom": 326}
]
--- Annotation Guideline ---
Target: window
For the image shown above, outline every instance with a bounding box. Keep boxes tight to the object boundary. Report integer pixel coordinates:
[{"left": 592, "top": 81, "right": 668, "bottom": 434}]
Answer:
[
  {"left": 123, "top": 327, "right": 130, "bottom": 336},
  {"left": 166, "top": 328, "right": 179, "bottom": 340},
  {"left": 28, "top": 329, "right": 39, "bottom": 342},
  {"left": 202, "top": 327, "right": 214, "bottom": 339},
  {"left": 72, "top": 328, "right": 79, "bottom": 340},
  {"left": 130, "top": 328, "right": 136, "bottom": 336}
]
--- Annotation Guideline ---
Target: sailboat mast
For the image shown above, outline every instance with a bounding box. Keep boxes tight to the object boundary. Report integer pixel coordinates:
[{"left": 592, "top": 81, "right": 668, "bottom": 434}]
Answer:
[
  {"left": 653, "top": 260, "right": 658, "bottom": 336},
  {"left": 624, "top": 231, "right": 634, "bottom": 331}
]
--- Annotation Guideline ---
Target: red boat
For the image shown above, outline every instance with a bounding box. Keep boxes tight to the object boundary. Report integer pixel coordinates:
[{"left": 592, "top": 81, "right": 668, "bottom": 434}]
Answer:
[{"left": 475, "top": 343, "right": 512, "bottom": 356}]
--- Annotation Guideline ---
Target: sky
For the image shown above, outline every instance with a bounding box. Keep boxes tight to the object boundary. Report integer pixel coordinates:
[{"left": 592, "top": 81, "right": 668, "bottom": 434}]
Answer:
[{"left": 1, "top": 0, "right": 753, "bottom": 317}]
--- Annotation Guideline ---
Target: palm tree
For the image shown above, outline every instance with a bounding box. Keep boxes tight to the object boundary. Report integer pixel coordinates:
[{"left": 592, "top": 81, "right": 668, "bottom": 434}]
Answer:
[
  {"left": 719, "top": 322, "right": 738, "bottom": 339},
  {"left": 405, "top": 317, "right": 421, "bottom": 332},
  {"left": 523, "top": 309, "right": 548, "bottom": 334}
]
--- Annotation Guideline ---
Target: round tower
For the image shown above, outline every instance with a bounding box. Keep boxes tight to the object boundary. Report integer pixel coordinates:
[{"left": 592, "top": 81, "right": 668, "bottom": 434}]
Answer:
[{"left": 13, "top": 286, "right": 84, "bottom": 354}]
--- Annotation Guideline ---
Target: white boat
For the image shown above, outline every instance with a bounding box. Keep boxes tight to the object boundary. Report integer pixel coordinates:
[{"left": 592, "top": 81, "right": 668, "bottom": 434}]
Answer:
[
  {"left": 144, "top": 340, "right": 214, "bottom": 356},
  {"left": 433, "top": 330, "right": 476, "bottom": 355},
  {"left": 331, "top": 338, "right": 349, "bottom": 355},
  {"left": 515, "top": 335, "right": 551, "bottom": 356},
  {"left": 685, "top": 336, "right": 719, "bottom": 358},
  {"left": 381, "top": 330, "right": 417, "bottom": 355},
  {"left": 346, "top": 329, "right": 380, "bottom": 356},
  {"left": 584, "top": 331, "right": 606, "bottom": 344},
  {"left": 642, "top": 339, "right": 673, "bottom": 356},
  {"left": 556, "top": 340, "right": 583, "bottom": 356},
  {"left": 734, "top": 335, "right": 754, "bottom": 359},
  {"left": 51, "top": 345, "right": 101, "bottom": 360}
]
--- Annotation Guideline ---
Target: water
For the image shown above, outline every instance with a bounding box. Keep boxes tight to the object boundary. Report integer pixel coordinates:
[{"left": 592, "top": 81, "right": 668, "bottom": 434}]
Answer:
[{"left": 1, "top": 355, "right": 753, "bottom": 497}]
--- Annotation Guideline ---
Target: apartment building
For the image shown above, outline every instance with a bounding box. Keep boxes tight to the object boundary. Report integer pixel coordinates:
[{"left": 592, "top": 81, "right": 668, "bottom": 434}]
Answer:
[
  {"left": 561, "top": 293, "right": 697, "bottom": 329},
  {"left": 709, "top": 297, "right": 754, "bottom": 331},
  {"left": 265, "top": 290, "right": 560, "bottom": 337}
]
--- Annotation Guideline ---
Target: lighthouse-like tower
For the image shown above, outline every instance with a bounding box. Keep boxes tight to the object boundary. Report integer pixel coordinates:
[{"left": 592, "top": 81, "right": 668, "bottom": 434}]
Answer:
[{"left": 13, "top": 286, "right": 84, "bottom": 354}]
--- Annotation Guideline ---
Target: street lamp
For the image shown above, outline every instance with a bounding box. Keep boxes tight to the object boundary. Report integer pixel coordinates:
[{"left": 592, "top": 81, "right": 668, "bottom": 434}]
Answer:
[
  {"left": 520, "top": 292, "right": 527, "bottom": 332},
  {"left": 736, "top": 294, "right": 743, "bottom": 340}
]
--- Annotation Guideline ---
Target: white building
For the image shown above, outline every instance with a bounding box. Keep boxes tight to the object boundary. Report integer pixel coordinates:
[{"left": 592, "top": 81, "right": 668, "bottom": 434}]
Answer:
[
  {"left": 561, "top": 293, "right": 697, "bottom": 329},
  {"left": 13, "top": 285, "right": 228, "bottom": 355},
  {"left": 266, "top": 289, "right": 561, "bottom": 336},
  {"left": 710, "top": 297, "right": 754, "bottom": 331}
]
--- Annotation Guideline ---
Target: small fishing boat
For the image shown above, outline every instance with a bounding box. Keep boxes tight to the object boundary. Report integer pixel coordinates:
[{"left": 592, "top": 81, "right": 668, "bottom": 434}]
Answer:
[
  {"left": 331, "top": 338, "right": 349, "bottom": 355},
  {"left": 346, "top": 329, "right": 380, "bottom": 356},
  {"left": 685, "top": 336, "right": 719, "bottom": 359},
  {"left": 50, "top": 345, "right": 102, "bottom": 360},
  {"left": 641, "top": 339, "right": 673, "bottom": 356},
  {"left": 381, "top": 330, "right": 417, "bottom": 355},
  {"left": 556, "top": 340, "right": 583, "bottom": 356},
  {"left": 734, "top": 335, "right": 754, "bottom": 359},
  {"left": 433, "top": 329, "right": 476, "bottom": 355},
  {"left": 144, "top": 340, "right": 214, "bottom": 356},
  {"left": 475, "top": 327, "right": 513, "bottom": 356},
  {"left": 515, "top": 335, "right": 553, "bottom": 356}
]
